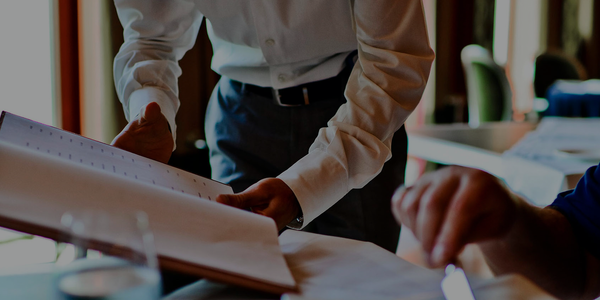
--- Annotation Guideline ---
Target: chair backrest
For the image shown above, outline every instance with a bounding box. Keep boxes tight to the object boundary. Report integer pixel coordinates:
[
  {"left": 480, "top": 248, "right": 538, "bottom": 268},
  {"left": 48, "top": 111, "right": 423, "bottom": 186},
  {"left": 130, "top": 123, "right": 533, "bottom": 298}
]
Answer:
[
  {"left": 534, "top": 51, "right": 586, "bottom": 98},
  {"left": 461, "top": 44, "right": 512, "bottom": 127}
]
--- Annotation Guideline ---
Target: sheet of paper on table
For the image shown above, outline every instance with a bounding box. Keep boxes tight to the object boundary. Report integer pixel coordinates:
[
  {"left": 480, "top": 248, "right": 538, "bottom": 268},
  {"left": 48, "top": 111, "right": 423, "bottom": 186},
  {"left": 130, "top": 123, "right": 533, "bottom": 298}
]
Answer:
[
  {"left": 280, "top": 232, "right": 556, "bottom": 300},
  {"left": 280, "top": 231, "right": 444, "bottom": 300},
  {"left": 165, "top": 230, "right": 557, "bottom": 300},
  {"left": 166, "top": 230, "right": 445, "bottom": 300},
  {"left": 502, "top": 117, "right": 600, "bottom": 206}
]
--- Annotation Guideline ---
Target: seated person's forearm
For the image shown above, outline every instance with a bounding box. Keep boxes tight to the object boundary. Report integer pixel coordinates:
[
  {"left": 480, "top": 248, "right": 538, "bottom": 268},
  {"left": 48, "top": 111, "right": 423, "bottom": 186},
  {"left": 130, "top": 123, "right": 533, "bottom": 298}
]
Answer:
[
  {"left": 479, "top": 200, "right": 599, "bottom": 299},
  {"left": 392, "top": 165, "right": 600, "bottom": 299}
]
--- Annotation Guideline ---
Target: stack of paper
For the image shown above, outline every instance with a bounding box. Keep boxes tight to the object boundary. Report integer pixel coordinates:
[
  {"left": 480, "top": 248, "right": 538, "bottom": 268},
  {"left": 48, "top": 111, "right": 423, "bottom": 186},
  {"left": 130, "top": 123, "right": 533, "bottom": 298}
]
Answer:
[{"left": 502, "top": 117, "right": 600, "bottom": 205}]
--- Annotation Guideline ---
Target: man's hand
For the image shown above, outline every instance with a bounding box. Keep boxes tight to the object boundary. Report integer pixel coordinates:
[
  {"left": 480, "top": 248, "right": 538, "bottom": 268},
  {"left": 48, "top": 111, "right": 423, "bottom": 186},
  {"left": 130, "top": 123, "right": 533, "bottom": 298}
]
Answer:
[
  {"left": 391, "top": 166, "right": 520, "bottom": 268},
  {"left": 111, "top": 102, "right": 174, "bottom": 164},
  {"left": 217, "top": 178, "right": 300, "bottom": 231}
]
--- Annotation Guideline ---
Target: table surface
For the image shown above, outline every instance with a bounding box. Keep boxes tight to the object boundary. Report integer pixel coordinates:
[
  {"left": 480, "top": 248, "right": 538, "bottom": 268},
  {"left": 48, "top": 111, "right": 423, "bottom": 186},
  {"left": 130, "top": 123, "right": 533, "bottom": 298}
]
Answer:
[
  {"left": 407, "top": 121, "right": 536, "bottom": 178},
  {"left": 0, "top": 265, "right": 557, "bottom": 300},
  {"left": 0, "top": 231, "right": 558, "bottom": 300},
  {"left": 408, "top": 121, "right": 536, "bottom": 154},
  {"left": 406, "top": 120, "right": 591, "bottom": 206}
]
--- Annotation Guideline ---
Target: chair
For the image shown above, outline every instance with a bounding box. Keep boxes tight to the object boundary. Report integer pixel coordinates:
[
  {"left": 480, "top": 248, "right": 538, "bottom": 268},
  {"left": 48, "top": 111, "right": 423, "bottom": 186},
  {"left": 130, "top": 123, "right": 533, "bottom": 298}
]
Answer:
[
  {"left": 545, "top": 79, "right": 600, "bottom": 117},
  {"left": 533, "top": 50, "right": 586, "bottom": 99},
  {"left": 533, "top": 51, "right": 588, "bottom": 117},
  {"left": 461, "top": 44, "right": 512, "bottom": 127}
]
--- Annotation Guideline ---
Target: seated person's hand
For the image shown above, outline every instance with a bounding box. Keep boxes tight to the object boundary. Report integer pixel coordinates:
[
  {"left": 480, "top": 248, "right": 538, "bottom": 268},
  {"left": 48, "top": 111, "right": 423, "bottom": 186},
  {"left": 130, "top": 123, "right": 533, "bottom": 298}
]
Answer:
[
  {"left": 217, "top": 178, "right": 300, "bottom": 231},
  {"left": 391, "top": 166, "right": 521, "bottom": 268},
  {"left": 111, "top": 102, "right": 174, "bottom": 164}
]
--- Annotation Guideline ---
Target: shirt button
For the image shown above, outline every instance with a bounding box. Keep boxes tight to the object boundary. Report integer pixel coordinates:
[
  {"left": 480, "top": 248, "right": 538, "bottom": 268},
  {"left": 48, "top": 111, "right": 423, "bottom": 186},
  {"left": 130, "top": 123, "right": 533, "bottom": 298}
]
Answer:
[
  {"left": 265, "top": 39, "right": 275, "bottom": 46},
  {"left": 278, "top": 74, "right": 286, "bottom": 82}
]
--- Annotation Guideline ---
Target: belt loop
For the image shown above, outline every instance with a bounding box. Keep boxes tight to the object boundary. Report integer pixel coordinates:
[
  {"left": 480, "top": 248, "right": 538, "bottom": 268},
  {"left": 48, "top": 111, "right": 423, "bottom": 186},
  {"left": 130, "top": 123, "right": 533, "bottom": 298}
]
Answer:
[
  {"left": 302, "top": 87, "right": 310, "bottom": 105},
  {"left": 272, "top": 89, "right": 282, "bottom": 105},
  {"left": 272, "top": 89, "right": 302, "bottom": 107}
]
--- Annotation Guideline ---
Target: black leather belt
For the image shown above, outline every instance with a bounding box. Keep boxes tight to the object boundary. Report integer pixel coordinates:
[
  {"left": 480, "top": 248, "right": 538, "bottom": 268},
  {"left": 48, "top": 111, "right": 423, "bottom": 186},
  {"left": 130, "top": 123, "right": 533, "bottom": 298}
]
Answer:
[
  {"left": 243, "top": 75, "right": 346, "bottom": 107},
  {"left": 241, "top": 51, "right": 357, "bottom": 107}
]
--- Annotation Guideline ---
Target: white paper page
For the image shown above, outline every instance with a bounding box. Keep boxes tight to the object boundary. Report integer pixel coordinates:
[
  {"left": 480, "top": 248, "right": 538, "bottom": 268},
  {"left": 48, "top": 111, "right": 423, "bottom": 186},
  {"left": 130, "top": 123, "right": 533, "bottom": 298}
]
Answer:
[
  {"left": 0, "top": 140, "right": 296, "bottom": 289},
  {"left": 279, "top": 231, "right": 444, "bottom": 300},
  {"left": 0, "top": 112, "right": 232, "bottom": 201},
  {"left": 503, "top": 117, "right": 600, "bottom": 175},
  {"left": 469, "top": 275, "right": 557, "bottom": 300},
  {"left": 441, "top": 265, "right": 475, "bottom": 300},
  {"left": 502, "top": 156, "right": 568, "bottom": 206}
]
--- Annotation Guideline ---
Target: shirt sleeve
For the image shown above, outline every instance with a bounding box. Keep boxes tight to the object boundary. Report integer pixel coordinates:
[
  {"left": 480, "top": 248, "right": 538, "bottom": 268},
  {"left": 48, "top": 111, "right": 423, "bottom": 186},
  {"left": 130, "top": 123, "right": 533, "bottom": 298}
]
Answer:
[
  {"left": 113, "top": 0, "right": 204, "bottom": 144},
  {"left": 278, "top": 0, "right": 435, "bottom": 228},
  {"left": 550, "top": 164, "right": 600, "bottom": 259}
]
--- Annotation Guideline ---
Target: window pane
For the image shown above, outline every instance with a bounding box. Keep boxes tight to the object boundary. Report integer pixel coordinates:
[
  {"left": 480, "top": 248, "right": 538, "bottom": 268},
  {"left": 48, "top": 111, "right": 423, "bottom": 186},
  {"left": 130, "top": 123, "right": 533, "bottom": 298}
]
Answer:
[{"left": 0, "top": 0, "right": 54, "bottom": 126}]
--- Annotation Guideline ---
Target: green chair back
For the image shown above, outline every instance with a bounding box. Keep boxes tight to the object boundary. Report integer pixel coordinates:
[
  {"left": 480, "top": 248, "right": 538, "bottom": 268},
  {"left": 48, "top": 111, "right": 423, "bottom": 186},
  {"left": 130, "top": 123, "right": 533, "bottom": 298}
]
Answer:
[{"left": 461, "top": 44, "right": 512, "bottom": 127}]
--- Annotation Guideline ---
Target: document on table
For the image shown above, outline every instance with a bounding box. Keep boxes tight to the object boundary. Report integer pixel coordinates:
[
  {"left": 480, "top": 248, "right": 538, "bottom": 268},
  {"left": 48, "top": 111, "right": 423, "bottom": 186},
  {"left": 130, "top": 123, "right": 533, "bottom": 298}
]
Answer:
[
  {"left": 441, "top": 265, "right": 476, "bottom": 300},
  {"left": 502, "top": 117, "right": 600, "bottom": 205},
  {"left": 503, "top": 117, "right": 600, "bottom": 175},
  {"left": 165, "top": 230, "right": 445, "bottom": 300},
  {"left": 280, "top": 231, "right": 445, "bottom": 300},
  {"left": 164, "top": 230, "right": 557, "bottom": 300}
]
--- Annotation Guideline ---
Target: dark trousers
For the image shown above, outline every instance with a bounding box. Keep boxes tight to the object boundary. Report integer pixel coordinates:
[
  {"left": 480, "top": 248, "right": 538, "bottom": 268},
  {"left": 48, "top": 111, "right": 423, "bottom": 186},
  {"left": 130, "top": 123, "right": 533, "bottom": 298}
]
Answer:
[{"left": 204, "top": 76, "right": 406, "bottom": 253}]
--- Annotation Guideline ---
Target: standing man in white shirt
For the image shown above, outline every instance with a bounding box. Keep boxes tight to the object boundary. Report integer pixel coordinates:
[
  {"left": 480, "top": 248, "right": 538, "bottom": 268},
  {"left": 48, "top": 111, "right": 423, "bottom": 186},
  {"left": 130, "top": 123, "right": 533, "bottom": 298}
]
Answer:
[{"left": 111, "top": 0, "right": 434, "bottom": 252}]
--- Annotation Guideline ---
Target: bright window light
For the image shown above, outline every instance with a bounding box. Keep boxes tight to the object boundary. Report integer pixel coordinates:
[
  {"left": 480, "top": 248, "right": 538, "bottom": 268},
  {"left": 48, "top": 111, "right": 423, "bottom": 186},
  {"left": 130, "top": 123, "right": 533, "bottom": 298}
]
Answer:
[
  {"left": 510, "top": 0, "right": 542, "bottom": 114},
  {"left": 0, "top": 0, "right": 54, "bottom": 126},
  {"left": 0, "top": 0, "right": 56, "bottom": 268},
  {"left": 493, "top": 0, "right": 511, "bottom": 66},
  {"left": 579, "top": 0, "right": 594, "bottom": 39}
]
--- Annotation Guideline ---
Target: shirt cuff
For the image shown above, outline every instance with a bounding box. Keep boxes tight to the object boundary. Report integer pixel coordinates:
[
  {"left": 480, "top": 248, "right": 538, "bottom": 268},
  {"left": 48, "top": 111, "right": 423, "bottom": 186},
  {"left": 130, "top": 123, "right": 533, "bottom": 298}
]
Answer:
[
  {"left": 128, "top": 87, "right": 178, "bottom": 150},
  {"left": 277, "top": 149, "right": 350, "bottom": 229}
]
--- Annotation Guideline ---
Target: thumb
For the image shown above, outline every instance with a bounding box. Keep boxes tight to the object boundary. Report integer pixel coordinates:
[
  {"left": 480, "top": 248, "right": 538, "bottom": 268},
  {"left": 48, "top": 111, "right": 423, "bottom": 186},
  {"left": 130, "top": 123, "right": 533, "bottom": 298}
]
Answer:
[
  {"left": 139, "top": 102, "right": 163, "bottom": 125},
  {"left": 217, "top": 191, "right": 265, "bottom": 209}
]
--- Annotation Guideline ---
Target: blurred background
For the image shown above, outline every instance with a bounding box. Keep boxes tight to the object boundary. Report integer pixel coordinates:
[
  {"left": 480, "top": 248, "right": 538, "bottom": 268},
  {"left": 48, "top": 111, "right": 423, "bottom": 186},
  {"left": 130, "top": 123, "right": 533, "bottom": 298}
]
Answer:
[
  {"left": 3, "top": 0, "right": 599, "bottom": 174},
  {"left": 0, "top": 0, "right": 598, "bottom": 274}
]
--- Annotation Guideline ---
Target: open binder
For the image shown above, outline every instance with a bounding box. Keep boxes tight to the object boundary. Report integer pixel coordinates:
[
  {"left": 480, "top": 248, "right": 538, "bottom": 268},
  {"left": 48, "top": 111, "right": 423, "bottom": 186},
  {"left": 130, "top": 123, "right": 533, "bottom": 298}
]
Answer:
[{"left": 0, "top": 111, "right": 297, "bottom": 294}]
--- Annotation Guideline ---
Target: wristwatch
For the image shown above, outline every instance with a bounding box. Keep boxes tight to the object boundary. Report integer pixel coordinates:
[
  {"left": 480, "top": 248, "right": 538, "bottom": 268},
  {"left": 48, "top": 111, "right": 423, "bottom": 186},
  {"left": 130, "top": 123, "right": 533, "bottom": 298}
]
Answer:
[{"left": 286, "top": 210, "right": 304, "bottom": 229}]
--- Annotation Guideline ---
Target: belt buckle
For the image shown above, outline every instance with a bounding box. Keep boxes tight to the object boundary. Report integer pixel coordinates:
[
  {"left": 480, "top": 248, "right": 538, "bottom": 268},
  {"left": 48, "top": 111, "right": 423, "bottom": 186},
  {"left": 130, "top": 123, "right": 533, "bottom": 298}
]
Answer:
[{"left": 272, "top": 87, "right": 310, "bottom": 107}]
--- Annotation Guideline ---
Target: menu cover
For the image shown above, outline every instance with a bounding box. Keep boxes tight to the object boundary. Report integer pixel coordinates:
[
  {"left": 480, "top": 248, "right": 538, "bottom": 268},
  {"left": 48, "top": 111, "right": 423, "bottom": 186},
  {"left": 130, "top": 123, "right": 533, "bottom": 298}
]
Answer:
[{"left": 0, "top": 111, "right": 297, "bottom": 294}]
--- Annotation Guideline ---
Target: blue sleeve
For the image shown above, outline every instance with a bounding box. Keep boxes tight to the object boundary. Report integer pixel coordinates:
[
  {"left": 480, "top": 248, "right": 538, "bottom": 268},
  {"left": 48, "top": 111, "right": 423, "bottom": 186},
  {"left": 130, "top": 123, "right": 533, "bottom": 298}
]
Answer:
[{"left": 550, "top": 164, "right": 600, "bottom": 259}]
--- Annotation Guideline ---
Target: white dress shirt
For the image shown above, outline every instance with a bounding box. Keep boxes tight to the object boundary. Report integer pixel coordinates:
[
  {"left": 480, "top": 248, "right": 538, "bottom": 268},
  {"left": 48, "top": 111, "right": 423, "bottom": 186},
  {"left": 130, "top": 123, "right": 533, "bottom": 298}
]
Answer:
[{"left": 113, "top": 0, "right": 434, "bottom": 228}]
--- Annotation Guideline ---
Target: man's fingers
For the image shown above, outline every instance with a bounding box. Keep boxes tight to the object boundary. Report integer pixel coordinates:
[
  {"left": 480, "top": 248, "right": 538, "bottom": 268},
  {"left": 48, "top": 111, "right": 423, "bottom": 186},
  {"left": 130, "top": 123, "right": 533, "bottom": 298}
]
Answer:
[
  {"left": 414, "top": 176, "right": 460, "bottom": 254},
  {"left": 217, "top": 193, "right": 250, "bottom": 209},
  {"left": 394, "top": 166, "right": 518, "bottom": 269},
  {"left": 391, "top": 185, "right": 407, "bottom": 223},
  {"left": 259, "top": 204, "right": 287, "bottom": 229},
  {"left": 111, "top": 102, "right": 174, "bottom": 163},
  {"left": 429, "top": 182, "right": 481, "bottom": 267},
  {"left": 216, "top": 194, "right": 235, "bottom": 207},
  {"left": 216, "top": 188, "right": 268, "bottom": 209},
  {"left": 396, "top": 182, "right": 431, "bottom": 231},
  {"left": 467, "top": 185, "right": 518, "bottom": 243},
  {"left": 216, "top": 179, "right": 299, "bottom": 231}
]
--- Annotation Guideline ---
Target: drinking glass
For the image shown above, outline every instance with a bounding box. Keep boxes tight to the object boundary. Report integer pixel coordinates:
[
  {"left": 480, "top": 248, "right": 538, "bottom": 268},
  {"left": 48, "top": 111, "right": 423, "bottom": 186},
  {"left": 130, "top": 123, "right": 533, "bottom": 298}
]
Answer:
[{"left": 54, "top": 210, "right": 161, "bottom": 300}]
